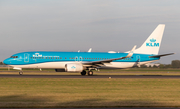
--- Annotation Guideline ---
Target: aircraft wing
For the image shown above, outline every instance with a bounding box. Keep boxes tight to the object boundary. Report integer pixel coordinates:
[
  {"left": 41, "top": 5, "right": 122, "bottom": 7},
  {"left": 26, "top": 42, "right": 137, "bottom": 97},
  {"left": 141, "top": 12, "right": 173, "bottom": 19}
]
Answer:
[
  {"left": 149, "top": 53, "right": 174, "bottom": 58},
  {"left": 83, "top": 45, "right": 136, "bottom": 66}
]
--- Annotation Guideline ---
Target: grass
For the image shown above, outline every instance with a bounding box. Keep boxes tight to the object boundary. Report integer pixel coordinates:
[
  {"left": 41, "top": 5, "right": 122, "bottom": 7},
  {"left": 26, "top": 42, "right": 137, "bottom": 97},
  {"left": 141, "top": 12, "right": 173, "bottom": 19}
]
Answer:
[{"left": 0, "top": 78, "right": 180, "bottom": 107}]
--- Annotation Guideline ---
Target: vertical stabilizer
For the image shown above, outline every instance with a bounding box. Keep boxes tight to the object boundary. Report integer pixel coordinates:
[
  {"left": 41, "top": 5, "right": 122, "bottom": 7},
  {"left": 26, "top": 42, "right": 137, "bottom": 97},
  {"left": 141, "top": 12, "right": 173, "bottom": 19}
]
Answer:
[{"left": 132, "top": 24, "right": 165, "bottom": 55}]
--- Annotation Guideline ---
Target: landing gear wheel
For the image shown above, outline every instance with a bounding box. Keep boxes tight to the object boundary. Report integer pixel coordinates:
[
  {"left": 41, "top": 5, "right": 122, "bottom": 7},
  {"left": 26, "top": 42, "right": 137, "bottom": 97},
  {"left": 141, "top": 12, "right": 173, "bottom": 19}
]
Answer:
[
  {"left": 81, "top": 70, "right": 86, "bottom": 75},
  {"left": 88, "top": 71, "right": 93, "bottom": 76},
  {"left": 19, "top": 71, "right": 23, "bottom": 75}
]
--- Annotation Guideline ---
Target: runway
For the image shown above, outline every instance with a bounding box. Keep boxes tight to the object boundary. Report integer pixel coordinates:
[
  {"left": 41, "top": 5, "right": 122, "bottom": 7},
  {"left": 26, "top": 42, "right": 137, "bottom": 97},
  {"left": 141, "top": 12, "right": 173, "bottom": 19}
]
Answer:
[{"left": 0, "top": 74, "right": 180, "bottom": 78}]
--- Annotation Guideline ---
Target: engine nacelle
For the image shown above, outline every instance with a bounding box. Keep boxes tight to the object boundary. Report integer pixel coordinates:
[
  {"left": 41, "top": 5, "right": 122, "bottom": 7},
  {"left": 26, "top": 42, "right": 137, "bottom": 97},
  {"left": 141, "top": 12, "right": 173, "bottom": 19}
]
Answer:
[{"left": 65, "top": 63, "right": 83, "bottom": 72}]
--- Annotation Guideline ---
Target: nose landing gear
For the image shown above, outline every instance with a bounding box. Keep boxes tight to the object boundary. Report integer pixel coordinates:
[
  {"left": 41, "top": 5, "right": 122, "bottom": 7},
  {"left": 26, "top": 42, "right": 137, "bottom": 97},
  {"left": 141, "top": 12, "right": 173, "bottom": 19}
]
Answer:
[{"left": 19, "top": 71, "right": 23, "bottom": 75}]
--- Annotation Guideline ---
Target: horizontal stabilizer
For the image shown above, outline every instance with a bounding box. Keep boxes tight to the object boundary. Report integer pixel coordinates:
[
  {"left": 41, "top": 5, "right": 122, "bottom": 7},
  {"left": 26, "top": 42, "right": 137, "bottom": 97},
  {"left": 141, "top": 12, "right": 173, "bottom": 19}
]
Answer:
[{"left": 149, "top": 53, "right": 174, "bottom": 58}]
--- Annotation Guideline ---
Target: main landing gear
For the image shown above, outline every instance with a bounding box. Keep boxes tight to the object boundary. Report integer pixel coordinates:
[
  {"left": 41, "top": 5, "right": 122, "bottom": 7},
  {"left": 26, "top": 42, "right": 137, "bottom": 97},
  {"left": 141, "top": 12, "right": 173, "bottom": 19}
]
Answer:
[
  {"left": 88, "top": 71, "right": 93, "bottom": 76},
  {"left": 80, "top": 70, "right": 93, "bottom": 76},
  {"left": 19, "top": 71, "right": 23, "bottom": 75},
  {"left": 81, "top": 70, "right": 86, "bottom": 75}
]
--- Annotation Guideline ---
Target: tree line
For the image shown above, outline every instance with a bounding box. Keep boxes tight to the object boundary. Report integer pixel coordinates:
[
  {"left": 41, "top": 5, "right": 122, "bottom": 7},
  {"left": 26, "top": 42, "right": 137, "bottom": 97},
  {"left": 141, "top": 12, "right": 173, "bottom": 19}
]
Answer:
[
  {"left": 141, "top": 60, "right": 180, "bottom": 68},
  {"left": 0, "top": 62, "right": 5, "bottom": 65}
]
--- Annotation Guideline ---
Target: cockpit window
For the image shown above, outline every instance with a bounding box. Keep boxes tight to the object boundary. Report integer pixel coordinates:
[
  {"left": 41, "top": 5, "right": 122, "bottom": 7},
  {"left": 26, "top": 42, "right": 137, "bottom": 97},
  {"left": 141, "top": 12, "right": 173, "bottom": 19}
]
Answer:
[{"left": 10, "top": 56, "right": 18, "bottom": 58}]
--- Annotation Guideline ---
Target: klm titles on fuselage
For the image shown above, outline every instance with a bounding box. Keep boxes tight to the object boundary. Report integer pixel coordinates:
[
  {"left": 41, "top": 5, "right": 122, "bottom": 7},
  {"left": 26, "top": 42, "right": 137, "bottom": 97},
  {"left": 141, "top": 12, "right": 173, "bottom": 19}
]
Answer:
[
  {"left": 146, "top": 38, "right": 159, "bottom": 47},
  {"left": 32, "top": 53, "right": 59, "bottom": 58}
]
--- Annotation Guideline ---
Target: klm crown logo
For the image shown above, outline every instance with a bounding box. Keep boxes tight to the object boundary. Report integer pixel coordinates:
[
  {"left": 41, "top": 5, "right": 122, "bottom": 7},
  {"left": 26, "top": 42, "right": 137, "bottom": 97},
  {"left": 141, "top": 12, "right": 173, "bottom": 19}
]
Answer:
[
  {"left": 71, "top": 66, "right": 76, "bottom": 69},
  {"left": 150, "top": 38, "right": 156, "bottom": 42},
  {"left": 146, "top": 38, "right": 159, "bottom": 47}
]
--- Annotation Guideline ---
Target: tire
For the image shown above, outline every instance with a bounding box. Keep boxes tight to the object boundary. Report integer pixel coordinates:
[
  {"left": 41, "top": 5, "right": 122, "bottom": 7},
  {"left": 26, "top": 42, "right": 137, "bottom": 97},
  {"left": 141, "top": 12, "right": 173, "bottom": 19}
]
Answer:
[
  {"left": 81, "top": 70, "right": 86, "bottom": 75},
  {"left": 19, "top": 71, "right": 23, "bottom": 75},
  {"left": 88, "top": 71, "right": 93, "bottom": 76}
]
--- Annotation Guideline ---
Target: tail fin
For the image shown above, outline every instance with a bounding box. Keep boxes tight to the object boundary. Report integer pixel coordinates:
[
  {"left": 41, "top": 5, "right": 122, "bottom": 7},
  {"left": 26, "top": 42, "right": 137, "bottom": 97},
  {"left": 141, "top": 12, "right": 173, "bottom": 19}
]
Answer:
[{"left": 133, "top": 24, "right": 165, "bottom": 55}]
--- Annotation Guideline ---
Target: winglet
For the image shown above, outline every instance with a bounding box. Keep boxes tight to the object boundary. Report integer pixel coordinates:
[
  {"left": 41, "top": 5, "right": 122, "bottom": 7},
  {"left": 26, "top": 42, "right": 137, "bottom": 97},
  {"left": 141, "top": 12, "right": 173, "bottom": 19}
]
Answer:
[
  {"left": 88, "top": 48, "right": 92, "bottom": 52},
  {"left": 126, "top": 45, "right": 136, "bottom": 58}
]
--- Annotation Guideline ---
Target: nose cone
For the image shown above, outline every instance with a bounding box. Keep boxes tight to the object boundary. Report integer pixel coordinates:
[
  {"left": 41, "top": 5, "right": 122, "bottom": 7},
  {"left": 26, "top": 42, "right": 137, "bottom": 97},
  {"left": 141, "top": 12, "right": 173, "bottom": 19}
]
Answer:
[{"left": 3, "top": 59, "right": 10, "bottom": 65}]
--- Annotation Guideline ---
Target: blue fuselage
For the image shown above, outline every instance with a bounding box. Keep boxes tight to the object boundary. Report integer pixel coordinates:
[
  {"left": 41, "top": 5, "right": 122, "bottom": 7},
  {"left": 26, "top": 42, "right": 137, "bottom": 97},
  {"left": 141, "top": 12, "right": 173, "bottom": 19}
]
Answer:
[{"left": 3, "top": 51, "right": 159, "bottom": 66}]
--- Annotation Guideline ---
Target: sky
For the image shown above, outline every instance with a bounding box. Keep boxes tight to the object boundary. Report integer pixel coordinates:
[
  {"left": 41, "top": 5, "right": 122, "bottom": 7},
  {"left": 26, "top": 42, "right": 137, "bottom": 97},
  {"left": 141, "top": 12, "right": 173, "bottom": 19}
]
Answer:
[{"left": 0, "top": 0, "right": 180, "bottom": 64}]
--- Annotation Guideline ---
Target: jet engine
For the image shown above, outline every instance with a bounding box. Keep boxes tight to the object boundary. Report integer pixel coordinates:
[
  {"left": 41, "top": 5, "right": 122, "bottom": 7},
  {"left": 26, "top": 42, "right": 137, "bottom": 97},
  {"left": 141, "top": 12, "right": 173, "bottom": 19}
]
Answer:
[{"left": 65, "top": 63, "right": 83, "bottom": 72}]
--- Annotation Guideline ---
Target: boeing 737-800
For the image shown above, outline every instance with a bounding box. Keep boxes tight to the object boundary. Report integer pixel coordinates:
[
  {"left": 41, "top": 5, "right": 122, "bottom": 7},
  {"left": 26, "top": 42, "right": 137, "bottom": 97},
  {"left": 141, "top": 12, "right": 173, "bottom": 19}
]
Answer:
[{"left": 3, "top": 24, "right": 174, "bottom": 75}]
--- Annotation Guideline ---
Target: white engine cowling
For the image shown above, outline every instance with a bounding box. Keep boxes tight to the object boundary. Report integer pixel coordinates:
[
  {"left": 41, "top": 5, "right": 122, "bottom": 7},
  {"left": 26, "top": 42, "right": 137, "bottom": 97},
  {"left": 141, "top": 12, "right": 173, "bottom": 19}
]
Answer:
[{"left": 65, "top": 63, "right": 83, "bottom": 72}]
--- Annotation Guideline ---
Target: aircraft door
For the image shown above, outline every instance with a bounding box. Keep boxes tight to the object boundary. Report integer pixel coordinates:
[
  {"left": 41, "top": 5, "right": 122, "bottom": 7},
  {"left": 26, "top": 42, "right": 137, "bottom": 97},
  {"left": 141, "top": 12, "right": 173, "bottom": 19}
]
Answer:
[
  {"left": 136, "top": 55, "right": 141, "bottom": 67},
  {"left": 24, "top": 53, "right": 29, "bottom": 62},
  {"left": 136, "top": 55, "right": 140, "bottom": 62},
  {"left": 79, "top": 56, "right": 82, "bottom": 62}
]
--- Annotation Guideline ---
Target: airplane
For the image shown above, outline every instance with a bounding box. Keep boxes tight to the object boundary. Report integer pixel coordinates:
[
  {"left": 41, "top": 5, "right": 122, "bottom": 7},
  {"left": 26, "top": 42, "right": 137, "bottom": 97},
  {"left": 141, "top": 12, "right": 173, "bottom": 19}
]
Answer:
[{"left": 3, "top": 24, "right": 174, "bottom": 76}]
